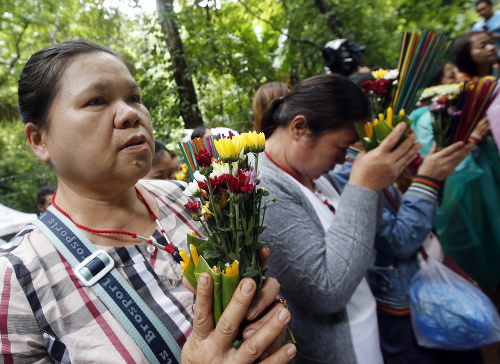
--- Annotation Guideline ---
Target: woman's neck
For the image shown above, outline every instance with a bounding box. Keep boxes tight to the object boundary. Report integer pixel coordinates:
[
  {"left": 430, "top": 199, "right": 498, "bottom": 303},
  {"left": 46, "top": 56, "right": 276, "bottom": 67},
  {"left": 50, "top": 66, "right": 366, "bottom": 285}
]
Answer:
[
  {"left": 52, "top": 180, "right": 160, "bottom": 246},
  {"left": 476, "top": 63, "right": 493, "bottom": 77},
  {"left": 265, "top": 130, "right": 314, "bottom": 191}
]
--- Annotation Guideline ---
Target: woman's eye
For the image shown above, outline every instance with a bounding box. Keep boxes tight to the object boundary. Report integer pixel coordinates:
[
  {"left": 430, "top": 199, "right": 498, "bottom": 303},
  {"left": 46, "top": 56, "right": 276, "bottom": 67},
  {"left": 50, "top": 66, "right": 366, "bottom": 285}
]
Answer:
[
  {"left": 88, "top": 97, "right": 105, "bottom": 106},
  {"left": 130, "top": 95, "right": 141, "bottom": 103}
]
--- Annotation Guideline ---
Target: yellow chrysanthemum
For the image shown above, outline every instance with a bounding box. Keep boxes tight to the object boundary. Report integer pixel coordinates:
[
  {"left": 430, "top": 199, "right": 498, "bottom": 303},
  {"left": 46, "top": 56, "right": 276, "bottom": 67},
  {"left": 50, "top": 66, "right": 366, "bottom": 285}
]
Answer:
[
  {"left": 202, "top": 201, "right": 213, "bottom": 217},
  {"left": 239, "top": 131, "right": 266, "bottom": 153},
  {"left": 175, "top": 171, "right": 185, "bottom": 180},
  {"left": 181, "top": 163, "right": 188, "bottom": 174},
  {"left": 218, "top": 193, "right": 229, "bottom": 209},
  {"left": 214, "top": 137, "right": 243, "bottom": 162},
  {"left": 372, "top": 68, "right": 389, "bottom": 80}
]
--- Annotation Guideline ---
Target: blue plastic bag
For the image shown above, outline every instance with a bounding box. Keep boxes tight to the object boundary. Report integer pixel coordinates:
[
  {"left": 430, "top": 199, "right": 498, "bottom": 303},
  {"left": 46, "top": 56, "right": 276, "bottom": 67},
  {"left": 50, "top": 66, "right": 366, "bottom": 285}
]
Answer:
[{"left": 409, "top": 257, "right": 500, "bottom": 350}]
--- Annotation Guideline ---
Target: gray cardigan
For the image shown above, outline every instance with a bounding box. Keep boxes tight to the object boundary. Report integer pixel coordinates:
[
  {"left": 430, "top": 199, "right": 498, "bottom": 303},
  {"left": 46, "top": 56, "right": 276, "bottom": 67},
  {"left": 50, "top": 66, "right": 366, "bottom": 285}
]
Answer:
[{"left": 259, "top": 154, "right": 380, "bottom": 364}]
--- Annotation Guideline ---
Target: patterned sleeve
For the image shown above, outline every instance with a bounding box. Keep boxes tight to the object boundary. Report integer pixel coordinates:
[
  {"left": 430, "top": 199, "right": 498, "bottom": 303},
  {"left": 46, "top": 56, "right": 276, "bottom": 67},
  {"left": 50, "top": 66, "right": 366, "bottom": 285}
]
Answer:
[{"left": 0, "top": 255, "right": 52, "bottom": 362}]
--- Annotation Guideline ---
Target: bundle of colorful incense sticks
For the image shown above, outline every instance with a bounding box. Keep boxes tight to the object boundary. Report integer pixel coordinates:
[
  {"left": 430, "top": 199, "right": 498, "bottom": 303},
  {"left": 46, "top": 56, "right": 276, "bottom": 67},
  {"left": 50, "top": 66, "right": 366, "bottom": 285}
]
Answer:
[
  {"left": 452, "top": 77, "right": 499, "bottom": 143},
  {"left": 392, "top": 30, "right": 451, "bottom": 115},
  {"left": 177, "top": 132, "right": 237, "bottom": 181}
]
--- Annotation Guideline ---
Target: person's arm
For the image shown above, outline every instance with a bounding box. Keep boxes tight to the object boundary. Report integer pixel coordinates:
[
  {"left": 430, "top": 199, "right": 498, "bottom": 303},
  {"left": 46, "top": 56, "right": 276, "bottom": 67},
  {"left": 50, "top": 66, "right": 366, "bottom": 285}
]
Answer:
[
  {"left": 260, "top": 182, "right": 379, "bottom": 315},
  {"left": 332, "top": 146, "right": 439, "bottom": 259},
  {"left": 262, "top": 123, "right": 421, "bottom": 315},
  {"left": 376, "top": 179, "right": 439, "bottom": 258},
  {"left": 0, "top": 260, "right": 50, "bottom": 362},
  {"left": 330, "top": 146, "right": 358, "bottom": 190},
  {"left": 376, "top": 141, "right": 475, "bottom": 258},
  {"left": 468, "top": 117, "right": 491, "bottom": 145}
]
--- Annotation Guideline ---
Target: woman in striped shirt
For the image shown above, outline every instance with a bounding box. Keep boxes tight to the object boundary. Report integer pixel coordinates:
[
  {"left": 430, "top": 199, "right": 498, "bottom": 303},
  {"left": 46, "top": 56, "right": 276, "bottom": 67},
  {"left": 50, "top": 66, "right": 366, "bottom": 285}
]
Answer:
[{"left": 0, "top": 39, "right": 295, "bottom": 363}]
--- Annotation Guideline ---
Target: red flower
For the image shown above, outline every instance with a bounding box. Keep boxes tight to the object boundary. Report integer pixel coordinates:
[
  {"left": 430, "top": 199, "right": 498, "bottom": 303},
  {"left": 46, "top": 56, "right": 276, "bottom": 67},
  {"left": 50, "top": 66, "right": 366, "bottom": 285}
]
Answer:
[
  {"left": 225, "top": 169, "right": 256, "bottom": 194},
  {"left": 436, "top": 95, "right": 449, "bottom": 104},
  {"left": 197, "top": 174, "right": 226, "bottom": 195},
  {"left": 195, "top": 149, "right": 212, "bottom": 168},
  {"left": 184, "top": 201, "right": 201, "bottom": 214},
  {"left": 361, "top": 79, "right": 392, "bottom": 98}
]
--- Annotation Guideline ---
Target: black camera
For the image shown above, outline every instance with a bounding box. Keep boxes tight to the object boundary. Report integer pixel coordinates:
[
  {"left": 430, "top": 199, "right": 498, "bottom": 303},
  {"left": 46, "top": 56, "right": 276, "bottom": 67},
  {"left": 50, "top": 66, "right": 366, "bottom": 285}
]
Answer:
[{"left": 322, "top": 39, "right": 366, "bottom": 77}]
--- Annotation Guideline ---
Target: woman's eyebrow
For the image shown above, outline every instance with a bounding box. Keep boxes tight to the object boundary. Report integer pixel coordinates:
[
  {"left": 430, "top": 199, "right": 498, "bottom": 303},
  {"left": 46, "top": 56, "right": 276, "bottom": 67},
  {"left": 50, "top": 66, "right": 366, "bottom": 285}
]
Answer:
[{"left": 77, "top": 82, "right": 139, "bottom": 96}]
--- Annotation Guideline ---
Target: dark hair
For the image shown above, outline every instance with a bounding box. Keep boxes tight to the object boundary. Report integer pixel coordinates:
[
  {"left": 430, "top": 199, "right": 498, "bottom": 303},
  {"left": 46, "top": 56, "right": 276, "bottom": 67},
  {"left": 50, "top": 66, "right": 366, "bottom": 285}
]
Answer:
[
  {"left": 37, "top": 185, "right": 57, "bottom": 206},
  {"left": 476, "top": 0, "right": 492, "bottom": 6},
  {"left": 253, "top": 82, "right": 291, "bottom": 133},
  {"left": 260, "top": 74, "right": 371, "bottom": 138},
  {"left": 429, "top": 63, "right": 447, "bottom": 86},
  {"left": 191, "top": 126, "right": 208, "bottom": 140},
  {"left": 153, "top": 140, "right": 169, "bottom": 166},
  {"left": 18, "top": 39, "right": 119, "bottom": 130},
  {"left": 453, "top": 32, "right": 480, "bottom": 77}
]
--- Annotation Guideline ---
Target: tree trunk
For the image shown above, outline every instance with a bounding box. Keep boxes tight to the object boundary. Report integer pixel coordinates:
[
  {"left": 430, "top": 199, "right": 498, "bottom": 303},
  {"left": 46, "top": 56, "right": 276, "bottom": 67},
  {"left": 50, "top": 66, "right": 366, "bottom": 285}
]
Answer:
[
  {"left": 156, "top": 0, "right": 204, "bottom": 128},
  {"left": 313, "top": 0, "right": 346, "bottom": 38}
]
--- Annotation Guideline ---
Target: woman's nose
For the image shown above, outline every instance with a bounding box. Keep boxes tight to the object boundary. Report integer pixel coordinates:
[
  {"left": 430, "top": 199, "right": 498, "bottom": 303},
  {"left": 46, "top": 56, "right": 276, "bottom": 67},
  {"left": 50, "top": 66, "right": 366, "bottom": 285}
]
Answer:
[{"left": 114, "top": 101, "right": 140, "bottom": 128}]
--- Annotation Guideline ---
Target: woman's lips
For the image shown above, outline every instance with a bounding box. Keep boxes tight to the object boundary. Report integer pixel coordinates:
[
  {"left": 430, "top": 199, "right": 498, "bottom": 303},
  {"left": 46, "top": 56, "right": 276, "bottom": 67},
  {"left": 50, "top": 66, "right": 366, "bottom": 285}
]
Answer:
[{"left": 121, "top": 140, "right": 149, "bottom": 152}]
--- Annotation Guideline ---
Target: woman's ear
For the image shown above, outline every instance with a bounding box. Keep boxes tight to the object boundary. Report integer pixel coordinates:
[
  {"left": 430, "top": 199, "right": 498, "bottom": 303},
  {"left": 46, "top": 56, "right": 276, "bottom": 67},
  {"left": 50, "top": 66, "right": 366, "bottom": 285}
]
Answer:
[
  {"left": 289, "top": 115, "right": 308, "bottom": 141},
  {"left": 25, "top": 123, "right": 50, "bottom": 162}
]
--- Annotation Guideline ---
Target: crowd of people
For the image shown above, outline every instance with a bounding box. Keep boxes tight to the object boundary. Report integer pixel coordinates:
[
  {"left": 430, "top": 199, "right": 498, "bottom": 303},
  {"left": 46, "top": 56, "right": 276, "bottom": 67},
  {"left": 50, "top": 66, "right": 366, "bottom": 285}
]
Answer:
[{"left": 1, "top": 1, "right": 500, "bottom": 363}]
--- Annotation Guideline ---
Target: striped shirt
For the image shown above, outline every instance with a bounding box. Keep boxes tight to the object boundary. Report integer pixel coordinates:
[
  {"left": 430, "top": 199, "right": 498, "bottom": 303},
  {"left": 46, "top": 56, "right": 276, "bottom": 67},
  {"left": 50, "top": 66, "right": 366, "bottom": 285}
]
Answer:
[{"left": 0, "top": 180, "right": 202, "bottom": 363}]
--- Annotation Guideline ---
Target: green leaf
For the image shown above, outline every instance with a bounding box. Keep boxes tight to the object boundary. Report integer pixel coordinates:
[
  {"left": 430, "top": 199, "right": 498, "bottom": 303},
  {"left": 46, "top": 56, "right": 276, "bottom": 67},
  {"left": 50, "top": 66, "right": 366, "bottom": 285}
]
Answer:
[
  {"left": 222, "top": 272, "right": 240, "bottom": 311},
  {"left": 195, "top": 256, "right": 223, "bottom": 325},
  {"left": 242, "top": 265, "right": 259, "bottom": 279}
]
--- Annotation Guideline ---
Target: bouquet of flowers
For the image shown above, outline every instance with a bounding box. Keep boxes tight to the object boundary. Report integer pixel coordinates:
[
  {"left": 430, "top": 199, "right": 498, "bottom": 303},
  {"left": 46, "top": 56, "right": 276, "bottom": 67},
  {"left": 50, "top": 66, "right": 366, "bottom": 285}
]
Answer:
[
  {"left": 356, "top": 30, "right": 451, "bottom": 149},
  {"left": 420, "top": 77, "right": 499, "bottom": 150},
  {"left": 178, "top": 131, "right": 275, "bottom": 325},
  {"left": 355, "top": 107, "right": 413, "bottom": 151},
  {"left": 419, "top": 83, "right": 463, "bottom": 149},
  {"left": 361, "top": 69, "right": 399, "bottom": 116}
]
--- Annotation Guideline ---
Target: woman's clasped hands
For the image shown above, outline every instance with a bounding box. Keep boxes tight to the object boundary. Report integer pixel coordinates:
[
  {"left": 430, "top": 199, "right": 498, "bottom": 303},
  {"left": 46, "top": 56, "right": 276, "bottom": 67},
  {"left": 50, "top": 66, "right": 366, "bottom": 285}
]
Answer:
[
  {"left": 349, "top": 122, "right": 422, "bottom": 192},
  {"left": 181, "top": 274, "right": 296, "bottom": 363}
]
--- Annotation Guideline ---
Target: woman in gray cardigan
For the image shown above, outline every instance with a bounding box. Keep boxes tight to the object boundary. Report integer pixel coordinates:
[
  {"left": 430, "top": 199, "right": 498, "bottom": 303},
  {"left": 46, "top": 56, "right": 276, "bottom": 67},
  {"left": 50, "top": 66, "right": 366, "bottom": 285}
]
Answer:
[{"left": 258, "top": 74, "right": 421, "bottom": 363}]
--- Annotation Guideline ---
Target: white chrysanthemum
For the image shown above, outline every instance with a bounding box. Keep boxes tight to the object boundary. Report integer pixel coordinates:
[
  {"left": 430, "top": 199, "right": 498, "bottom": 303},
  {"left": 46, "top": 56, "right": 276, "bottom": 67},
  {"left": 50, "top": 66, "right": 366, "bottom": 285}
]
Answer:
[
  {"left": 420, "top": 87, "right": 437, "bottom": 100},
  {"left": 239, "top": 149, "right": 246, "bottom": 162},
  {"left": 183, "top": 181, "right": 200, "bottom": 197},
  {"left": 210, "top": 162, "right": 230, "bottom": 178},
  {"left": 231, "top": 162, "right": 239, "bottom": 176},
  {"left": 384, "top": 69, "right": 399, "bottom": 80},
  {"left": 421, "top": 83, "right": 462, "bottom": 100},
  {"left": 193, "top": 171, "right": 206, "bottom": 182}
]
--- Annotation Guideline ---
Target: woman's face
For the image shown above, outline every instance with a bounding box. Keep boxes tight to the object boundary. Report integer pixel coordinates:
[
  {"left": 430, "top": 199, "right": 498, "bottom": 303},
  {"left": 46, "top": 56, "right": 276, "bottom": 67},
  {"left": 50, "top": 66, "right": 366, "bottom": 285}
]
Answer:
[
  {"left": 290, "top": 125, "right": 359, "bottom": 181},
  {"left": 470, "top": 33, "right": 498, "bottom": 67},
  {"left": 441, "top": 63, "right": 457, "bottom": 85},
  {"left": 144, "top": 152, "right": 172, "bottom": 180},
  {"left": 168, "top": 156, "right": 180, "bottom": 180},
  {"left": 42, "top": 52, "right": 154, "bottom": 189}
]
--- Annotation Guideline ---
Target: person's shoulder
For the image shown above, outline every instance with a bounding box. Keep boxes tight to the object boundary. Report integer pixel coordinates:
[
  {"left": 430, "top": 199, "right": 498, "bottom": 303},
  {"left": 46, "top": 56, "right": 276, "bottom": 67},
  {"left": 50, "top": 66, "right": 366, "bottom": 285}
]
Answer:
[
  {"left": 0, "top": 224, "right": 48, "bottom": 263},
  {"left": 140, "top": 179, "right": 188, "bottom": 194},
  {"left": 139, "top": 179, "right": 192, "bottom": 211},
  {"left": 472, "top": 18, "right": 485, "bottom": 30}
]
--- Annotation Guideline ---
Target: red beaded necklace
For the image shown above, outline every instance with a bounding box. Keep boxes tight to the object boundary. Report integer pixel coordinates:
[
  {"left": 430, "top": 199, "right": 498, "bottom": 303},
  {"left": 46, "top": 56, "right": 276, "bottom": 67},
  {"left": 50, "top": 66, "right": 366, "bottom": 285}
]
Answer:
[
  {"left": 51, "top": 187, "right": 177, "bottom": 256},
  {"left": 264, "top": 150, "right": 336, "bottom": 214}
]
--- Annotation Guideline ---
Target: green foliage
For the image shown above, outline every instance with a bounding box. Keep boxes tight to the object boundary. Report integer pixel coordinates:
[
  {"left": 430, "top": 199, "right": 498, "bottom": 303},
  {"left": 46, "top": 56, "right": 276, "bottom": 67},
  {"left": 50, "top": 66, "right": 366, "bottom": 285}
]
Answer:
[
  {"left": 0, "top": 120, "right": 57, "bottom": 213},
  {"left": 124, "top": 14, "right": 185, "bottom": 141},
  {"left": 0, "top": 0, "right": 481, "bottom": 211},
  {"left": 0, "top": 0, "right": 127, "bottom": 99}
]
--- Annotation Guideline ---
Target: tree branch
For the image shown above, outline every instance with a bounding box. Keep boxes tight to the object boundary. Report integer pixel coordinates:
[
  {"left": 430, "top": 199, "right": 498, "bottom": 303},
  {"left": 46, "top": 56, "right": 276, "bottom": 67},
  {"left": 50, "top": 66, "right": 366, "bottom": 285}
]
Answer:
[
  {"left": 313, "top": 0, "right": 346, "bottom": 38},
  {"left": 238, "top": 1, "right": 321, "bottom": 50},
  {"left": 47, "top": 15, "right": 59, "bottom": 45}
]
